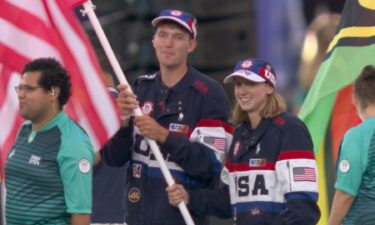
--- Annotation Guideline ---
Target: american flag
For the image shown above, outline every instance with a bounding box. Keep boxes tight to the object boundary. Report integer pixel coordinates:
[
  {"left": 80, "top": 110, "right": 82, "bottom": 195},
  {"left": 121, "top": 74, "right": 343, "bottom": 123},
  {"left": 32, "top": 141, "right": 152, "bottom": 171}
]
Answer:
[
  {"left": 293, "top": 167, "right": 316, "bottom": 182},
  {"left": 203, "top": 136, "right": 226, "bottom": 151},
  {"left": 0, "top": 0, "right": 121, "bottom": 177}
]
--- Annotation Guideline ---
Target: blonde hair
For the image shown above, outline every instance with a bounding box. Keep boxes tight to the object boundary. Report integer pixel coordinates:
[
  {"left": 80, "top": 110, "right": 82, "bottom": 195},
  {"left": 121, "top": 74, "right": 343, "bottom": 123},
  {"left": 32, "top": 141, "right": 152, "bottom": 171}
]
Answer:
[{"left": 232, "top": 92, "right": 287, "bottom": 125}]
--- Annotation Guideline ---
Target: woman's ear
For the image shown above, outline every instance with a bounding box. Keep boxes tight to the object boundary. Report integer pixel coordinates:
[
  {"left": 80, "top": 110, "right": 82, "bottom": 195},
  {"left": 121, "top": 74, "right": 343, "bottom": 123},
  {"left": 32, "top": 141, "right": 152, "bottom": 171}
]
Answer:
[{"left": 266, "top": 85, "right": 274, "bottom": 95}]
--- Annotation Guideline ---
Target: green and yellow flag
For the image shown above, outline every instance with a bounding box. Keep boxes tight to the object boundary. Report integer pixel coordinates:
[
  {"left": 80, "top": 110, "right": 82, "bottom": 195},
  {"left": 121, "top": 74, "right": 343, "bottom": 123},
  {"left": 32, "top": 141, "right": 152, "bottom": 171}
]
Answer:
[{"left": 299, "top": 0, "right": 375, "bottom": 224}]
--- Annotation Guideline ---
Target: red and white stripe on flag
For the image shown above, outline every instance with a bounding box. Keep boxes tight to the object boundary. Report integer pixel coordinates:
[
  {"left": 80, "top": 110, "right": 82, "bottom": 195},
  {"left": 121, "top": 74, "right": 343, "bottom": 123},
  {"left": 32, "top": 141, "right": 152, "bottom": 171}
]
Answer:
[
  {"left": 66, "top": 0, "right": 87, "bottom": 8},
  {"left": 0, "top": 0, "right": 121, "bottom": 175}
]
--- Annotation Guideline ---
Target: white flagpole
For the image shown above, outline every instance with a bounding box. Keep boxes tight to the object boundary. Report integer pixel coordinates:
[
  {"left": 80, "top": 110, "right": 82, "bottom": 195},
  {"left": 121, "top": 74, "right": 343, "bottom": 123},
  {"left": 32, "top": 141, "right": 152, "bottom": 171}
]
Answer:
[
  {"left": 81, "top": 1, "right": 195, "bottom": 225},
  {"left": 1, "top": 182, "right": 4, "bottom": 225}
]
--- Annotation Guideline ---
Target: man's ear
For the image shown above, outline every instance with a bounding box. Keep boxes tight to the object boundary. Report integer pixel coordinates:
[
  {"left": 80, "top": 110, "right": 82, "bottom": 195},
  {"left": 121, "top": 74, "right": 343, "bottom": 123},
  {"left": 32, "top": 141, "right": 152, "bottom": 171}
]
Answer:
[
  {"left": 50, "top": 86, "right": 60, "bottom": 99},
  {"left": 352, "top": 94, "right": 359, "bottom": 108},
  {"left": 188, "top": 39, "right": 197, "bottom": 53},
  {"left": 151, "top": 35, "right": 156, "bottom": 47}
]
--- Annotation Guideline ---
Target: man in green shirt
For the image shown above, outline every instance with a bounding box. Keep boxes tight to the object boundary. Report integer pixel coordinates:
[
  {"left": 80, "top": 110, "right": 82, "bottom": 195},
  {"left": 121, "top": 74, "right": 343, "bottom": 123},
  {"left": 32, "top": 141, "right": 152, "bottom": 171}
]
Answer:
[
  {"left": 328, "top": 65, "right": 375, "bottom": 225},
  {"left": 5, "top": 58, "right": 94, "bottom": 225}
]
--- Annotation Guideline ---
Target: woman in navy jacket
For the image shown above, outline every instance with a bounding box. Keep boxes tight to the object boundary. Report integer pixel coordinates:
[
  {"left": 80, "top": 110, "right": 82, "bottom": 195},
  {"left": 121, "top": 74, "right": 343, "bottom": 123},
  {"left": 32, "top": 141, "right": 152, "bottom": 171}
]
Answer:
[{"left": 167, "top": 58, "right": 321, "bottom": 225}]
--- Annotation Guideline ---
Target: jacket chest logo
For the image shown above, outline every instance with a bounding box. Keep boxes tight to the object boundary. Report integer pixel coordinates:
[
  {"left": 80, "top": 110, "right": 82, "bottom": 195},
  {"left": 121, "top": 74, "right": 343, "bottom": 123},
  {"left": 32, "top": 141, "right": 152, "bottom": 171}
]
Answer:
[
  {"left": 128, "top": 187, "right": 141, "bottom": 203},
  {"left": 8, "top": 149, "right": 16, "bottom": 158},
  {"left": 28, "top": 155, "right": 41, "bottom": 166},
  {"left": 233, "top": 141, "right": 241, "bottom": 156},
  {"left": 169, "top": 123, "right": 189, "bottom": 134},
  {"left": 141, "top": 101, "right": 153, "bottom": 115},
  {"left": 249, "top": 158, "right": 267, "bottom": 167},
  {"left": 132, "top": 163, "right": 143, "bottom": 178},
  {"left": 178, "top": 112, "right": 184, "bottom": 121},
  {"left": 255, "top": 142, "right": 261, "bottom": 155}
]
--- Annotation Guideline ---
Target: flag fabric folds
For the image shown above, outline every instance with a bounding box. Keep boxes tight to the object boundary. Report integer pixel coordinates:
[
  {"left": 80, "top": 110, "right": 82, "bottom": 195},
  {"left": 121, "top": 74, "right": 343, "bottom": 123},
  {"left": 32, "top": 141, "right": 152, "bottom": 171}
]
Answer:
[
  {"left": 66, "top": 0, "right": 87, "bottom": 8},
  {"left": 299, "top": 0, "right": 375, "bottom": 224},
  {"left": 0, "top": 0, "right": 121, "bottom": 177}
]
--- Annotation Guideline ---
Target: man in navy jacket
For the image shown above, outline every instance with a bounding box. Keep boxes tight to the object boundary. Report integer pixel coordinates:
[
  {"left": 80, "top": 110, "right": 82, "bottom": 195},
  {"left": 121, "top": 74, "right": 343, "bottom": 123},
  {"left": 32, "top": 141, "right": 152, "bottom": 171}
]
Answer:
[{"left": 101, "top": 9, "right": 232, "bottom": 225}]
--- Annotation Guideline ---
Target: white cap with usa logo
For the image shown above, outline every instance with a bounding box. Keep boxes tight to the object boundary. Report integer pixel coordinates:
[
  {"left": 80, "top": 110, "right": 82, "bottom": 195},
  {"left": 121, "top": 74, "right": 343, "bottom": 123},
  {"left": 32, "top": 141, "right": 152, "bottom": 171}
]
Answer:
[
  {"left": 223, "top": 58, "right": 277, "bottom": 87},
  {"left": 151, "top": 9, "right": 197, "bottom": 39}
]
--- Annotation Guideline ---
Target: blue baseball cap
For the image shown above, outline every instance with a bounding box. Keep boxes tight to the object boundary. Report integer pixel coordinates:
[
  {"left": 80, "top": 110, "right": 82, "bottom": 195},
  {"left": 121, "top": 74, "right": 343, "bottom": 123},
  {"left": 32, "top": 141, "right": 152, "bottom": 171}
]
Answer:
[
  {"left": 223, "top": 59, "right": 277, "bottom": 87},
  {"left": 152, "top": 9, "right": 197, "bottom": 39}
]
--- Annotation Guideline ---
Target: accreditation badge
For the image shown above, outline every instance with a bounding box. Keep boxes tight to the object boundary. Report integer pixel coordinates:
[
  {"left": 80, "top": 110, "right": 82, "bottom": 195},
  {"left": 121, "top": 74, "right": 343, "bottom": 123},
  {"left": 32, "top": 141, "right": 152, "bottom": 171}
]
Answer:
[
  {"left": 78, "top": 158, "right": 91, "bottom": 174},
  {"left": 339, "top": 159, "right": 350, "bottom": 173}
]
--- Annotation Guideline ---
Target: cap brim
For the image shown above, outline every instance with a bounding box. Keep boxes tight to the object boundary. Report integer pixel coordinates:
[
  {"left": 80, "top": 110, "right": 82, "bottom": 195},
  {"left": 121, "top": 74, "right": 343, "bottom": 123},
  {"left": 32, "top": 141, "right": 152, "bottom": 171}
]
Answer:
[
  {"left": 152, "top": 16, "right": 193, "bottom": 36},
  {"left": 223, "top": 70, "right": 266, "bottom": 84}
]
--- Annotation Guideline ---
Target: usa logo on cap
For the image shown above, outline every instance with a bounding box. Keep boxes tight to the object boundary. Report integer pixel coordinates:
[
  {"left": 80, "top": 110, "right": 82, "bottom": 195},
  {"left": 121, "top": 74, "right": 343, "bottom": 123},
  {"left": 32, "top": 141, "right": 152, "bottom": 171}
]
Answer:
[
  {"left": 241, "top": 60, "right": 253, "bottom": 69},
  {"left": 260, "top": 64, "right": 276, "bottom": 86},
  {"left": 171, "top": 10, "right": 182, "bottom": 16}
]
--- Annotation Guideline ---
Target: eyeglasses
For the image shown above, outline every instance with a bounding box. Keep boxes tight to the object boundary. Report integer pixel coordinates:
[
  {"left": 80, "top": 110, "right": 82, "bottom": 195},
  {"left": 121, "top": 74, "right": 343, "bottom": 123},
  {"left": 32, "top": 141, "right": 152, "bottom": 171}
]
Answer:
[{"left": 14, "top": 85, "right": 41, "bottom": 94}]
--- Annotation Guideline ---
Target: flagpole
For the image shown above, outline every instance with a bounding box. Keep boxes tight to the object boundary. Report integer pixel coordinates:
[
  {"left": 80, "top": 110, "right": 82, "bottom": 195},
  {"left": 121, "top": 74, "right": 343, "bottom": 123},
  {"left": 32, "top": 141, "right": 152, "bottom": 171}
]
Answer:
[
  {"left": 81, "top": 2, "right": 195, "bottom": 225},
  {"left": 1, "top": 181, "right": 3, "bottom": 225}
]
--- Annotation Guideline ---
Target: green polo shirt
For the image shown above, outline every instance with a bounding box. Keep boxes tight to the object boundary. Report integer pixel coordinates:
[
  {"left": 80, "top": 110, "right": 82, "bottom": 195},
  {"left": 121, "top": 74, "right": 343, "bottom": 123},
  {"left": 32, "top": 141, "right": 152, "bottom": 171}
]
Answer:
[
  {"left": 335, "top": 116, "right": 375, "bottom": 225},
  {"left": 5, "top": 111, "right": 94, "bottom": 225}
]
